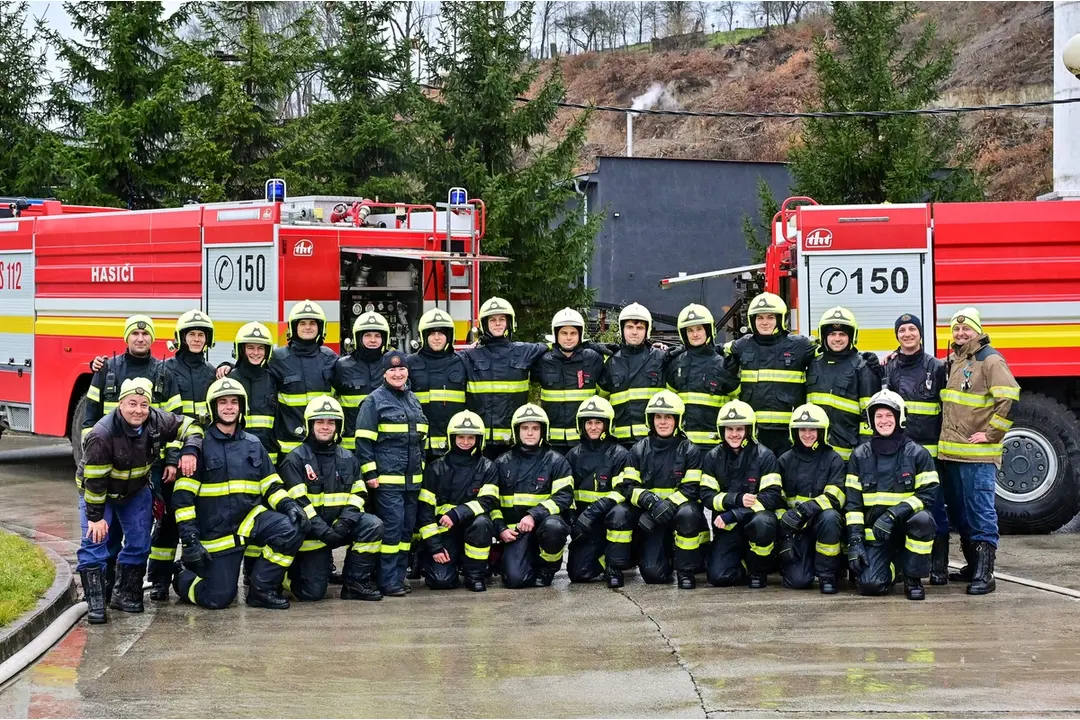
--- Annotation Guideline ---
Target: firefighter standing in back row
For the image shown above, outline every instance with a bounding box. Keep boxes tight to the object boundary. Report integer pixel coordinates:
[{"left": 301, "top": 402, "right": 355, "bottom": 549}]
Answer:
[
  {"left": 536, "top": 308, "right": 606, "bottom": 455},
  {"left": 333, "top": 311, "right": 390, "bottom": 453},
  {"left": 172, "top": 378, "right": 309, "bottom": 609},
  {"left": 666, "top": 304, "right": 739, "bottom": 449},
  {"left": 725, "top": 293, "right": 814, "bottom": 457},
  {"left": 228, "top": 322, "right": 280, "bottom": 462},
  {"left": 885, "top": 313, "right": 949, "bottom": 584},
  {"left": 806, "top": 307, "right": 882, "bottom": 461},
  {"left": 600, "top": 304, "right": 672, "bottom": 449},
  {"left": 407, "top": 308, "right": 467, "bottom": 459}
]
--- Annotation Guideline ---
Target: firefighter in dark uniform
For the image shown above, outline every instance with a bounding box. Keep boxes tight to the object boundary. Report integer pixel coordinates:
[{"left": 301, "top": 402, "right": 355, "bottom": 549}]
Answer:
[
  {"left": 280, "top": 396, "right": 384, "bottom": 602},
  {"left": 77, "top": 379, "right": 201, "bottom": 623},
  {"left": 172, "top": 378, "right": 309, "bottom": 609},
  {"left": 725, "top": 293, "right": 815, "bottom": 457},
  {"left": 408, "top": 308, "right": 467, "bottom": 459},
  {"left": 490, "top": 404, "right": 574, "bottom": 588},
  {"left": 806, "top": 306, "right": 881, "bottom": 461},
  {"left": 600, "top": 303, "right": 670, "bottom": 449},
  {"left": 775, "top": 404, "right": 846, "bottom": 594},
  {"left": 666, "top": 304, "right": 739, "bottom": 449},
  {"left": 417, "top": 410, "right": 501, "bottom": 592},
  {"left": 460, "top": 297, "right": 548, "bottom": 459},
  {"left": 885, "top": 313, "right": 949, "bottom": 584},
  {"left": 565, "top": 396, "right": 631, "bottom": 584},
  {"left": 536, "top": 308, "right": 606, "bottom": 455},
  {"left": 228, "top": 322, "right": 279, "bottom": 462},
  {"left": 609, "top": 391, "right": 705, "bottom": 589},
  {"left": 354, "top": 350, "right": 428, "bottom": 596},
  {"left": 334, "top": 311, "right": 390, "bottom": 453},
  {"left": 148, "top": 309, "right": 219, "bottom": 601},
  {"left": 700, "top": 400, "right": 783, "bottom": 588},
  {"left": 846, "top": 390, "right": 940, "bottom": 600}
]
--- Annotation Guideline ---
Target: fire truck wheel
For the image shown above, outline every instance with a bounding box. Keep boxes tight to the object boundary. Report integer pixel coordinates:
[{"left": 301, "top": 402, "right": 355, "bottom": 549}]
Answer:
[
  {"left": 995, "top": 392, "right": 1080, "bottom": 535},
  {"left": 70, "top": 394, "right": 88, "bottom": 467}
]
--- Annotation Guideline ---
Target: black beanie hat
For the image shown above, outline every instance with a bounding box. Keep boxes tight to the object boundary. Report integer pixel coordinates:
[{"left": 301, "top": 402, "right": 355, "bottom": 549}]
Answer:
[
  {"left": 894, "top": 313, "right": 923, "bottom": 340},
  {"left": 381, "top": 350, "right": 407, "bottom": 373}
]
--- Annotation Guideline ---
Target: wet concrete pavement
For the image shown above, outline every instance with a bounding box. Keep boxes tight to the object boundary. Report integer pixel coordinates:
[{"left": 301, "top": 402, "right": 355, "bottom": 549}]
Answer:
[{"left": 3, "top": 436, "right": 1080, "bottom": 717}]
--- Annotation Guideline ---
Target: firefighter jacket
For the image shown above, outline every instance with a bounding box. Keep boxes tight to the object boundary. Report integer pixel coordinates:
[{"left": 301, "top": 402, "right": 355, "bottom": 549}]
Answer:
[
  {"left": 776, "top": 442, "right": 846, "bottom": 514},
  {"left": 939, "top": 334, "right": 1019, "bottom": 466},
  {"left": 269, "top": 340, "right": 338, "bottom": 454},
  {"left": 460, "top": 337, "right": 547, "bottom": 446},
  {"left": 355, "top": 383, "right": 428, "bottom": 491},
  {"left": 624, "top": 433, "right": 703, "bottom": 508},
  {"left": 700, "top": 441, "right": 782, "bottom": 527},
  {"left": 407, "top": 349, "right": 467, "bottom": 454},
  {"left": 82, "top": 351, "right": 179, "bottom": 440},
  {"left": 278, "top": 437, "right": 368, "bottom": 552},
  {"left": 886, "top": 350, "right": 946, "bottom": 458},
  {"left": 164, "top": 349, "right": 217, "bottom": 423},
  {"left": 726, "top": 332, "right": 814, "bottom": 431},
  {"left": 78, "top": 408, "right": 202, "bottom": 523},
  {"left": 332, "top": 349, "right": 385, "bottom": 452},
  {"left": 417, "top": 449, "right": 501, "bottom": 552},
  {"left": 490, "top": 444, "right": 574, "bottom": 533},
  {"left": 229, "top": 361, "right": 279, "bottom": 462},
  {"left": 666, "top": 344, "right": 740, "bottom": 447},
  {"left": 806, "top": 349, "right": 879, "bottom": 459},
  {"left": 172, "top": 425, "right": 289, "bottom": 555},
  {"left": 565, "top": 436, "right": 632, "bottom": 509},
  {"left": 536, "top": 346, "right": 606, "bottom": 445},
  {"left": 600, "top": 344, "right": 668, "bottom": 443},
  {"left": 845, "top": 434, "right": 940, "bottom": 541}
]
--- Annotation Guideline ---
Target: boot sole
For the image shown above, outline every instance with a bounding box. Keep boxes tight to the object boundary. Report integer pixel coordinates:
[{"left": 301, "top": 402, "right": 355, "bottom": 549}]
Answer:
[
  {"left": 88, "top": 615, "right": 108, "bottom": 624},
  {"left": 929, "top": 576, "right": 949, "bottom": 586},
  {"left": 966, "top": 582, "right": 996, "bottom": 595}
]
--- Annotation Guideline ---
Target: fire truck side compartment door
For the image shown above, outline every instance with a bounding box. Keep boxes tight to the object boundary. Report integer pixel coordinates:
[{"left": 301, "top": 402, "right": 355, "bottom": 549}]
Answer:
[
  {"left": 0, "top": 220, "right": 34, "bottom": 432},
  {"left": 204, "top": 240, "right": 279, "bottom": 367}
]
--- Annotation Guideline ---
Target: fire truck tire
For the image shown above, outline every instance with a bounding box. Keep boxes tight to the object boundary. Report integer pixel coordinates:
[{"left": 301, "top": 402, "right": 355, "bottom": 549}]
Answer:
[
  {"left": 70, "top": 394, "right": 88, "bottom": 466},
  {"left": 995, "top": 392, "right": 1080, "bottom": 535}
]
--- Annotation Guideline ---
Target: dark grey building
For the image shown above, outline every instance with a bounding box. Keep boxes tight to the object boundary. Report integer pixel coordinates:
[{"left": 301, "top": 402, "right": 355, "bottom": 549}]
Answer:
[{"left": 575, "top": 156, "right": 792, "bottom": 332}]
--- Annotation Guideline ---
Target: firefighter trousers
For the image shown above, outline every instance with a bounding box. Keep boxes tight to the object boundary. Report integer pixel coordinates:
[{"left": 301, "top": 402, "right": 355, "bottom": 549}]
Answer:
[
  {"left": 174, "top": 510, "right": 303, "bottom": 609},
  {"left": 501, "top": 515, "right": 570, "bottom": 589},
  {"left": 148, "top": 467, "right": 178, "bottom": 585},
  {"left": 778, "top": 509, "right": 843, "bottom": 589},
  {"left": 708, "top": 511, "right": 777, "bottom": 586},
  {"left": 567, "top": 505, "right": 606, "bottom": 583},
  {"left": 605, "top": 502, "right": 704, "bottom": 583},
  {"left": 855, "top": 510, "right": 936, "bottom": 595},
  {"left": 372, "top": 489, "right": 419, "bottom": 592},
  {"left": 288, "top": 514, "right": 384, "bottom": 601},
  {"left": 424, "top": 515, "right": 495, "bottom": 589}
]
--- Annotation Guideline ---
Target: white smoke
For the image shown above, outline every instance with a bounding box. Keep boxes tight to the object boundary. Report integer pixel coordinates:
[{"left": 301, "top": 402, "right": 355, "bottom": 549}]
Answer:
[{"left": 630, "top": 82, "right": 680, "bottom": 116}]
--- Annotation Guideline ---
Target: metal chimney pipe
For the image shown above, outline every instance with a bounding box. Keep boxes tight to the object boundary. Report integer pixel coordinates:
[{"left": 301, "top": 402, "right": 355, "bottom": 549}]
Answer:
[
  {"left": 1050, "top": 1, "right": 1080, "bottom": 199},
  {"left": 626, "top": 114, "right": 634, "bottom": 158}
]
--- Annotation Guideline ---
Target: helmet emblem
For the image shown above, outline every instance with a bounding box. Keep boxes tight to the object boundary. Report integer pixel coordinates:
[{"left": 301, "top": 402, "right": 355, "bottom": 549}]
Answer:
[
  {"left": 303, "top": 304, "right": 314, "bottom": 313},
  {"left": 460, "top": 417, "right": 475, "bottom": 428},
  {"left": 687, "top": 311, "right": 699, "bottom": 320},
  {"left": 901, "top": 314, "right": 911, "bottom": 322},
  {"left": 797, "top": 411, "right": 813, "bottom": 422},
  {"left": 756, "top": 298, "right": 769, "bottom": 308},
  {"left": 390, "top": 355, "right": 402, "bottom": 366},
  {"left": 832, "top": 310, "right": 846, "bottom": 319},
  {"left": 322, "top": 401, "right": 334, "bottom": 411},
  {"left": 367, "top": 314, "right": 378, "bottom": 323},
  {"left": 251, "top": 327, "right": 262, "bottom": 337},
  {"left": 136, "top": 321, "right": 146, "bottom": 330},
  {"left": 489, "top": 301, "right": 502, "bottom": 310},
  {"left": 956, "top": 315, "right": 966, "bottom": 324},
  {"left": 192, "top": 312, "right": 202, "bottom": 321},
  {"left": 584, "top": 401, "right": 598, "bottom": 411},
  {"left": 134, "top": 387, "right": 146, "bottom": 396},
  {"left": 221, "top": 379, "right": 234, "bottom": 390},
  {"left": 654, "top": 397, "right": 672, "bottom": 409},
  {"left": 726, "top": 408, "right": 743, "bottom": 419}
]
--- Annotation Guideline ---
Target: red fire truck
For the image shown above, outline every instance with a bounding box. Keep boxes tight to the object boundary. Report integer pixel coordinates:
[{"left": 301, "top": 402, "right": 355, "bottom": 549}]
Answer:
[
  {"left": 663, "top": 197, "right": 1080, "bottom": 535},
  {"left": 0, "top": 182, "right": 503, "bottom": 460}
]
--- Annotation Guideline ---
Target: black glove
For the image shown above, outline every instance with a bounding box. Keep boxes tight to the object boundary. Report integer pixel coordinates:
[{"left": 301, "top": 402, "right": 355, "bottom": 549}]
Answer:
[
  {"left": 781, "top": 503, "right": 810, "bottom": 531},
  {"left": 861, "top": 351, "right": 885, "bottom": 381},
  {"left": 777, "top": 532, "right": 796, "bottom": 566},
  {"left": 847, "top": 540, "right": 868, "bottom": 574},
  {"left": 584, "top": 341, "right": 613, "bottom": 358},
  {"left": 181, "top": 535, "right": 212, "bottom": 576},
  {"left": 279, "top": 498, "right": 311, "bottom": 534},
  {"left": 872, "top": 509, "right": 899, "bottom": 543},
  {"left": 649, "top": 498, "right": 676, "bottom": 525},
  {"left": 638, "top": 511, "right": 658, "bottom": 533},
  {"left": 638, "top": 490, "right": 660, "bottom": 512},
  {"left": 571, "top": 513, "right": 591, "bottom": 541}
]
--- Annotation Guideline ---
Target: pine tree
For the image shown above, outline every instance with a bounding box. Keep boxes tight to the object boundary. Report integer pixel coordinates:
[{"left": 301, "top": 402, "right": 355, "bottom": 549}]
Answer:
[
  {"left": 741, "top": 177, "right": 779, "bottom": 265},
  {"left": 788, "top": 1, "right": 982, "bottom": 204},
  {"left": 421, "top": 1, "right": 600, "bottom": 340},
  {"left": 0, "top": 2, "right": 55, "bottom": 196}
]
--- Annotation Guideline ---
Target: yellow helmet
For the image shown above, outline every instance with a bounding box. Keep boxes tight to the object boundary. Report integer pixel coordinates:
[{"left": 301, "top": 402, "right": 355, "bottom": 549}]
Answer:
[
  {"left": 233, "top": 321, "right": 273, "bottom": 366},
  {"left": 677, "top": 304, "right": 714, "bottom": 346},
  {"left": 818, "top": 306, "right": 859, "bottom": 349},
  {"left": 117, "top": 378, "right": 153, "bottom": 404},
  {"left": 418, "top": 308, "right": 456, "bottom": 348},
  {"left": 747, "top": 292, "right": 787, "bottom": 334},
  {"left": 511, "top": 403, "right": 549, "bottom": 443},
  {"left": 552, "top": 307, "right": 586, "bottom": 344},
  {"left": 206, "top": 377, "right": 248, "bottom": 425},
  {"left": 124, "top": 314, "right": 156, "bottom": 344},
  {"left": 446, "top": 410, "right": 485, "bottom": 454},
  {"left": 619, "top": 302, "right": 653, "bottom": 339},
  {"left": 789, "top": 402, "right": 830, "bottom": 449},
  {"left": 480, "top": 297, "right": 516, "bottom": 335},
  {"left": 717, "top": 399, "right": 757, "bottom": 444},
  {"left": 174, "top": 309, "right": 215, "bottom": 349},
  {"left": 645, "top": 390, "right": 684, "bottom": 433},
  {"left": 287, "top": 300, "right": 327, "bottom": 343},
  {"left": 866, "top": 389, "right": 907, "bottom": 431},
  {"left": 576, "top": 395, "right": 615, "bottom": 440},
  {"left": 304, "top": 394, "right": 344, "bottom": 442},
  {"left": 352, "top": 311, "right": 390, "bottom": 352}
]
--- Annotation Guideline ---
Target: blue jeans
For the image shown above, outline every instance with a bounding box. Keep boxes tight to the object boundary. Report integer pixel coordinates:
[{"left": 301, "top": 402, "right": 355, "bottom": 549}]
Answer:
[
  {"left": 77, "top": 485, "right": 153, "bottom": 571},
  {"left": 944, "top": 461, "right": 999, "bottom": 547},
  {"left": 929, "top": 459, "right": 951, "bottom": 540}
]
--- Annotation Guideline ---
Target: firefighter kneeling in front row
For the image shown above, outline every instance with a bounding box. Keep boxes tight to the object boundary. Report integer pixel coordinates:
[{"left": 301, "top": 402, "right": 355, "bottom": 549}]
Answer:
[
  {"left": 845, "top": 390, "right": 940, "bottom": 601},
  {"left": 700, "top": 400, "right": 783, "bottom": 589},
  {"left": 491, "top": 404, "right": 574, "bottom": 588},
  {"left": 279, "top": 396, "right": 385, "bottom": 602},
  {"left": 417, "top": 411, "right": 501, "bottom": 592},
  {"left": 172, "top": 378, "right": 309, "bottom": 610},
  {"left": 775, "top": 403, "right": 846, "bottom": 594}
]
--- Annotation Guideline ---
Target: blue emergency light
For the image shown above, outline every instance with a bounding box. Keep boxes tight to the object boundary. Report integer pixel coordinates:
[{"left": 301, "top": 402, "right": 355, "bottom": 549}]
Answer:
[
  {"left": 265, "top": 178, "right": 286, "bottom": 203},
  {"left": 449, "top": 187, "right": 468, "bottom": 206}
]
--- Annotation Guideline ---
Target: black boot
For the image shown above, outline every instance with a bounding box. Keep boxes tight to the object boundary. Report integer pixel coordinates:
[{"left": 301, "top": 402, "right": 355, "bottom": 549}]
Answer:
[
  {"left": 930, "top": 536, "right": 950, "bottom": 585},
  {"left": 967, "top": 541, "right": 997, "bottom": 595},
  {"left": 80, "top": 568, "right": 108, "bottom": 624},
  {"left": 341, "top": 579, "right": 383, "bottom": 601},
  {"left": 104, "top": 560, "right": 116, "bottom": 605},
  {"left": 404, "top": 580, "right": 413, "bottom": 594},
  {"left": 109, "top": 564, "right": 145, "bottom": 613},
  {"left": 904, "top": 575, "right": 926, "bottom": 601},
  {"left": 534, "top": 569, "right": 555, "bottom": 587},
  {"left": 819, "top": 575, "right": 838, "bottom": 595},
  {"left": 406, "top": 550, "right": 422, "bottom": 580},
  {"left": 465, "top": 576, "right": 487, "bottom": 593},
  {"left": 677, "top": 571, "right": 696, "bottom": 590},
  {"left": 949, "top": 537, "right": 976, "bottom": 582},
  {"left": 606, "top": 566, "right": 624, "bottom": 589},
  {"left": 246, "top": 586, "right": 290, "bottom": 609},
  {"left": 749, "top": 573, "right": 768, "bottom": 589},
  {"left": 328, "top": 559, "right": 343, "bottom": 585},
  {"left": 242, "top": 554, "right": 256, "bottom": 587},
  {"left": 149, "top": 579, "right": 170, "bottom": 602}
]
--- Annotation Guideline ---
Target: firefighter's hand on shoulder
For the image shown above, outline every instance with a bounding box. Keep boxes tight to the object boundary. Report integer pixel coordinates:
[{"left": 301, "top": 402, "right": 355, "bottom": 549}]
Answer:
[
  {"left": 861, "top": 352, "right": 884, "bottom": 380},
  {"left": 162, "top": 465, "right": 177, "bottom": 484},
  {"left": 517, "top": 514, "right": 536, "bottom": 533},
  {"left": 90, "top": 355, "right": 106, "bottom": 373},
  {"left": 178, "top": 453, "right": 197, "bottom": 477},
  {"left": 433, "top": 549, "right": 451, "bottom": 564},
  {"left": 880, "top": 351, "right": 895, "bottom": 366},
  {"left": 216, "top": 364, "right": 232, "bottom": 379},
  {"left": 651, "top": 341, "right": 671, "bottom": 352},
  {"left": 499, "top": 528, "right": 519, "bottom": 543}
]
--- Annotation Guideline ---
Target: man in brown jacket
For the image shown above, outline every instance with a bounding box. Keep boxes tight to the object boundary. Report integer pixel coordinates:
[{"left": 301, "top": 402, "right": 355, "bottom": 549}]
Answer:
[{"left": 939, "top": 307, "right": 1019, "bottom": 596}]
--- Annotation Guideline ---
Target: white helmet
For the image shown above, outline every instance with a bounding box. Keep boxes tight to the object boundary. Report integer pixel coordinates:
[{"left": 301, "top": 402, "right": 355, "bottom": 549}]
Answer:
[
  {"left": 552, "top": 307, "right": 585, "bottom": 345},
  {"left": 866, "top": 389, "right": 907, "bottom": 429},
  {"left": 619, "top": 303, "right": 652, "bottom": 339}
]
